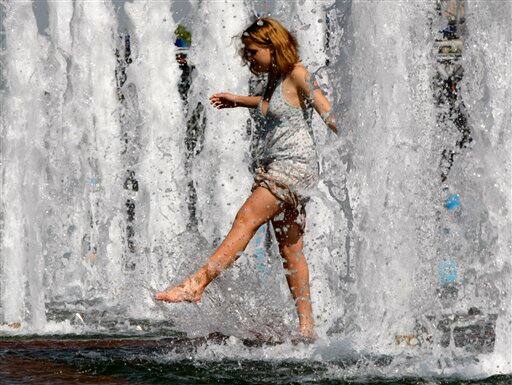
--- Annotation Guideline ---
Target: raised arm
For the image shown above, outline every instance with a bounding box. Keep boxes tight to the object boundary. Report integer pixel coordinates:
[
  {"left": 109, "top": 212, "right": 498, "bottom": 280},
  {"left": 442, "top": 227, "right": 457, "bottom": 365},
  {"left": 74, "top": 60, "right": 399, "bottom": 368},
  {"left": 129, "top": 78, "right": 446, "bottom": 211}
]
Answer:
[
  {"left": 291, "top": 67, "right": 338, "bottom": 136},
  {"left": 235, "top": 94, "right": 263, "bottom": 109},
  {"left": 209, "top": 93, "right": 262, "bottom": 109}
]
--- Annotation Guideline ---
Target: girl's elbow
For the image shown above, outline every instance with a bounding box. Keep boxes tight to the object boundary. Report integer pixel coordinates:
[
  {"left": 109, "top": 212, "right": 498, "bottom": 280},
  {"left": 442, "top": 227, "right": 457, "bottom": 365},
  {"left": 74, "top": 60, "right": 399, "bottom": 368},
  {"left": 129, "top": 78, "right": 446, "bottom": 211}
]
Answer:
[{"left": 329, "top": 123, "right": 339, "bottom": 136}]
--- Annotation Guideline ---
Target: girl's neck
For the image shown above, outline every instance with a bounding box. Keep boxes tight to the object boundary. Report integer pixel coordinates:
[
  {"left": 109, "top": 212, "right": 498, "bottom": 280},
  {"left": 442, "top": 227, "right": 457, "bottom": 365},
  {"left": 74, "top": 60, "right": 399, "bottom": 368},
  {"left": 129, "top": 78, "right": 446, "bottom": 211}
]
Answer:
[
  {"left": 262, "top": 70, "right": 281, "bottom": 102},
  {"left": 268, "top": 69, "right": 282, "bottom": 84}
]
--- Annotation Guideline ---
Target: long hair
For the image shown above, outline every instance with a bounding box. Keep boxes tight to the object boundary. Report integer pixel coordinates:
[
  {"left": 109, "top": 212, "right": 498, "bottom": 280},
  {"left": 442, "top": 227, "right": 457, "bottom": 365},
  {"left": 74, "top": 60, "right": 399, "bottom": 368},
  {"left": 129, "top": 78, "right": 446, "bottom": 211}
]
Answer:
[{"left": 233, "top": 17, "right": 300, "bottom": 76}]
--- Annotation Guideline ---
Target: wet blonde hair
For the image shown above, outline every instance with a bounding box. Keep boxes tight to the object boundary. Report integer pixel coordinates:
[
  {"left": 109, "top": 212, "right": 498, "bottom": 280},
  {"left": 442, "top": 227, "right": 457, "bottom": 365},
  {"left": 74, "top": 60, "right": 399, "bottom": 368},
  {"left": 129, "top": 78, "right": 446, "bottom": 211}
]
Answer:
[{"left": 233, "top": 17, "right": 300, "bottom": 76}]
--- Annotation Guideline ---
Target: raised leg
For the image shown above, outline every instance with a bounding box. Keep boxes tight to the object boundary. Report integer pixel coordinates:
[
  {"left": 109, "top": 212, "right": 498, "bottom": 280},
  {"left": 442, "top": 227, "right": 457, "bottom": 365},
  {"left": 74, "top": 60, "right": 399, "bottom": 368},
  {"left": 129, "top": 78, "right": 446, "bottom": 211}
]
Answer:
[
  {"left": 155, "top": 187, "right": 285, "bottom": 303},
  {"left": 271, "top": 204, "right": 317, "bottom": 341}
]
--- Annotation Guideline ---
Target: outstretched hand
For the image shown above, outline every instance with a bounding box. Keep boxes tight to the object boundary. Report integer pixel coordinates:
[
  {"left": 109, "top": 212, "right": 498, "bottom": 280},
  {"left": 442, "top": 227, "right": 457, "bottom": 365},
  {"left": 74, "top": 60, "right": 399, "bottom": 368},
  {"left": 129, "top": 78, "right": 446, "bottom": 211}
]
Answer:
[{"left": 209, "top": 92, "right": 238, "bottom": 109}]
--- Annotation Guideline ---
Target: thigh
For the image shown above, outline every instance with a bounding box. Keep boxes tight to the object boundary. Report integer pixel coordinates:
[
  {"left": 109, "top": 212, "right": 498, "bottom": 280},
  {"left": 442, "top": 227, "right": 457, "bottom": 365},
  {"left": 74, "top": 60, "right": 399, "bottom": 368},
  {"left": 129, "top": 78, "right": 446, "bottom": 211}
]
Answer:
[
  {"left": 237, "top": 186, "right": 286, "bottom": 226},
  {"left": 271, "top": 203, "right": 305, "bottom": 252}
]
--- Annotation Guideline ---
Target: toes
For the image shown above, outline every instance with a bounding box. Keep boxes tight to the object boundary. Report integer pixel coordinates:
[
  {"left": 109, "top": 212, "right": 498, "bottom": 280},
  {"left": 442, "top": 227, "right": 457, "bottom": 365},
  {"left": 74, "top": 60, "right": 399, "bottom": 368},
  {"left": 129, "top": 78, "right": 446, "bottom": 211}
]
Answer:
[
  {"left": 155, "top": 292, "right": 165, "bottom": 300},
  {"left": 155, "top": 290, "right": 194, "bottom": 303}
]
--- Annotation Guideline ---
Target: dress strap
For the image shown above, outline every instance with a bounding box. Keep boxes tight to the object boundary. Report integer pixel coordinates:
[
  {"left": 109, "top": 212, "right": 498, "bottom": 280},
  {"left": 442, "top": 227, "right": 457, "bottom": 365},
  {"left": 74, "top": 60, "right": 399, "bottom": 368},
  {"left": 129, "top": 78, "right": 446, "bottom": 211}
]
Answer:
[
  {"left": 303, "top": 69, "right": 318, "bottom": 145},
  {"left": 256, "top": 96, "right": 265, "bottom": 117}
]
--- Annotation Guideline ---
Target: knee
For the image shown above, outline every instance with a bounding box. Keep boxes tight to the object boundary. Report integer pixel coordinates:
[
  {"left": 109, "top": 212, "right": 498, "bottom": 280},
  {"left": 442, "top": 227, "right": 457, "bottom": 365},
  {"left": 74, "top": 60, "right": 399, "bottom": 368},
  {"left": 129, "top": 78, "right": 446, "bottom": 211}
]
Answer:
[
  {"left": 234, "top": 205, "right": 263, "bottom": 231},
  {"left": 281, "top": 244, "right": 304, "bottom": 264}
]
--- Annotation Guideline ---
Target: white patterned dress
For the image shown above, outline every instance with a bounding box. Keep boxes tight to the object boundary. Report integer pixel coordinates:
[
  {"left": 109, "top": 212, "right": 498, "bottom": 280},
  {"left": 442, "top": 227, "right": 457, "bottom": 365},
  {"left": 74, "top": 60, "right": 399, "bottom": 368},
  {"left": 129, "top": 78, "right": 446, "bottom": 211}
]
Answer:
[{"left": 251, "top": 73, "right": 319, "bottom": 231}]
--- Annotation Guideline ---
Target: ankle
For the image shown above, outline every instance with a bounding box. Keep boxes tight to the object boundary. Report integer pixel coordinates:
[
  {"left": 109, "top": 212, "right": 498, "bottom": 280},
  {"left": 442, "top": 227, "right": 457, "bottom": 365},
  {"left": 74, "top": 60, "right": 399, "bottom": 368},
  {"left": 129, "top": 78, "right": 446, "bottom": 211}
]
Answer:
[
  {"left": 298, "top": 328, "right": 318, "bottom": 342},
  {"left": 193, "top": 266, "right": 212, "bottom": 289},
  {"left": 203, "top": 262, "right": 222, "bottom": 283},
  {"left": 298, "top": 313, "right": 315, "bottom": 328}
]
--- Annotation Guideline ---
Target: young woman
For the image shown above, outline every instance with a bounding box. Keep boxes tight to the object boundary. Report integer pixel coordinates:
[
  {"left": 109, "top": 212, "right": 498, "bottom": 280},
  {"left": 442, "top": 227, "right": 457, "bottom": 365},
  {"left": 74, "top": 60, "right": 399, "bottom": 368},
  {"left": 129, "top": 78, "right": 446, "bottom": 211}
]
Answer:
[{"left": 156, "top": 17, "right": 338, "bottom": 342}]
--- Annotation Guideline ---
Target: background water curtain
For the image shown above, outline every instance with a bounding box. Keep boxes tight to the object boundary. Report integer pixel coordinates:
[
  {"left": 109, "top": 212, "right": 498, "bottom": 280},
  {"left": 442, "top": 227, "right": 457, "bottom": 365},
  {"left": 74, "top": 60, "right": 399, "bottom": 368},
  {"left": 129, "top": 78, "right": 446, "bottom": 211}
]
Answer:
[{"left": 0, "top": 0, "right": 510, "bottom": 377}]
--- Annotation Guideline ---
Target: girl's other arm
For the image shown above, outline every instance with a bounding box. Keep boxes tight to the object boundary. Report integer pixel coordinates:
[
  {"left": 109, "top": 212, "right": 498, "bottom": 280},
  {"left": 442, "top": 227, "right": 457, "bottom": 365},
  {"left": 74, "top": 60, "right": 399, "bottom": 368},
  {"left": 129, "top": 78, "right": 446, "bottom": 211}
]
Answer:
[{"left": 291, "top": 68, "right": 339, "bottom": 136}]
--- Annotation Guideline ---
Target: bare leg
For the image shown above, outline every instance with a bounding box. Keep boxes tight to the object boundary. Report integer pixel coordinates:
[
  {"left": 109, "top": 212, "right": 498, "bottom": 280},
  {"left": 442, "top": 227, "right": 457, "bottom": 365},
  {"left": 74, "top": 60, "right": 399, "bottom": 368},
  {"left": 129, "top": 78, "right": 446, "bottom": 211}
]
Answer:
[
  {"left": 271, "top": 206, "right": 317, "bottom": 341},
  {"left": 155, "top": 187, "right": 284, "bottom": 303}
]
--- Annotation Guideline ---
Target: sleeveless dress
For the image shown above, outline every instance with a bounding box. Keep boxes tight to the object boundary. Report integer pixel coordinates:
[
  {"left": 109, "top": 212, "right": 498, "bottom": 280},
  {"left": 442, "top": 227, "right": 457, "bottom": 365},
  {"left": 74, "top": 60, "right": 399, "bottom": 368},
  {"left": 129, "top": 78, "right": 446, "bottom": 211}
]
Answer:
[{"left": 250, "top": 73, "right": 320, "bottom": 232}]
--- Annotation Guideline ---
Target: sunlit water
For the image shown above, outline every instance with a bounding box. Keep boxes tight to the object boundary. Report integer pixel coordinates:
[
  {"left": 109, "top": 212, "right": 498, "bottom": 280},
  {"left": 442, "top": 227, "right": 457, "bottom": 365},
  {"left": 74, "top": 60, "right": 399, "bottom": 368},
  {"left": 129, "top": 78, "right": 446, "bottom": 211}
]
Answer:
[{"left": 0, "top": 0, "right": 510, "bottom": 383}]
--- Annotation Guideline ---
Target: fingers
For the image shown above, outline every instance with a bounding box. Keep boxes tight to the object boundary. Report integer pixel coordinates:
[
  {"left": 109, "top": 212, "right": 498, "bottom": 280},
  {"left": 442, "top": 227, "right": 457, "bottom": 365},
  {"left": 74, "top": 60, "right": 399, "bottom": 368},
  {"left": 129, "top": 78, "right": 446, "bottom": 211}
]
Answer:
[
  {"left": 209, "top": 95, "right": 220, "bottom": 109},
  {"left": 209, "top": 93, "right": 236, "bottom": 110},
  {"left": 209, "top": 94, "right": 229, "bottom": 109},
  {"left": 210, "top": 99, "right": 223, "bottom": 108},
  {"left": 209, "top": 93, "right": 224, "bottom": 100},
  {"left": 209, "top": 94, "right": 223, "bottom": 107}
]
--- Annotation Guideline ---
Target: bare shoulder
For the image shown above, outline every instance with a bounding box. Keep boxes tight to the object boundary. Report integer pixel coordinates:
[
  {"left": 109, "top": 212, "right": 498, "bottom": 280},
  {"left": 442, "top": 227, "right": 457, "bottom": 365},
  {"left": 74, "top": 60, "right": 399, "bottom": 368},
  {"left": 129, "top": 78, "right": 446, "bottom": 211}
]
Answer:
[
  {"left": 288, "top": 62, "right": 312, "bottom": 94},
  {"left": 289, "top": 62, "right": 309, "bottom": 83}
]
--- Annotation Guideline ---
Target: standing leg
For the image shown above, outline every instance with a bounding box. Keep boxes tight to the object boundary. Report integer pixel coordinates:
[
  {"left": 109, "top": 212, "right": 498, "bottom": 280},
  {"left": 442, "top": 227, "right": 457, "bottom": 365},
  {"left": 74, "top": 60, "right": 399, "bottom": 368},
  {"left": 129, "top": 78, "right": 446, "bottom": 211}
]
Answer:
[
  {"left": 156, "top": 187, "right": 285, "bottom": 303},
  {"left": 271, "top": 205, "right": 317, "bottom": 341}
]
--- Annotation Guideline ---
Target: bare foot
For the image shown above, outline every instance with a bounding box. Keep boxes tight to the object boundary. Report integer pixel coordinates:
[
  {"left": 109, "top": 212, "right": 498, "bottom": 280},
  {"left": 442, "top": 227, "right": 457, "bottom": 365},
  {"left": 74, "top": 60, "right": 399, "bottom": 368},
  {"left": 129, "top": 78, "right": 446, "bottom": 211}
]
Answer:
[{"left": 155, "top": 273, "right": 206, "bottom": 303}]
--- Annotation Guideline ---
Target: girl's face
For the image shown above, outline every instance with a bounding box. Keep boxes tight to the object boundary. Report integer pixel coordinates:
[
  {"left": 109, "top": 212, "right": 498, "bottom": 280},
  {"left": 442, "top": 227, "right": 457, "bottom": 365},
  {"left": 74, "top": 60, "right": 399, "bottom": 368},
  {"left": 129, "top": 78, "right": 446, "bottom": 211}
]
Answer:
[{"left": 244, "top": 42, "right": 272, "bottom": 73}]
